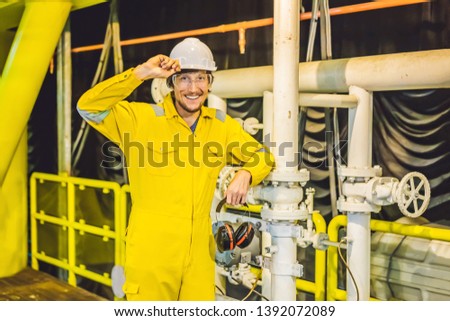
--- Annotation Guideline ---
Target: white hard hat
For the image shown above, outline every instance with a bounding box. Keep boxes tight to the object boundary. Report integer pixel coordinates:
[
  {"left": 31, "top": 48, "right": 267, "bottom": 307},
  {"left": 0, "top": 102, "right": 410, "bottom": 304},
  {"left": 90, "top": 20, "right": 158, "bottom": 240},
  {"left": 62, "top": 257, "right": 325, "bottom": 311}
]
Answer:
[{"left": 170, "top": 37, "right": 217, "bottom": 72}]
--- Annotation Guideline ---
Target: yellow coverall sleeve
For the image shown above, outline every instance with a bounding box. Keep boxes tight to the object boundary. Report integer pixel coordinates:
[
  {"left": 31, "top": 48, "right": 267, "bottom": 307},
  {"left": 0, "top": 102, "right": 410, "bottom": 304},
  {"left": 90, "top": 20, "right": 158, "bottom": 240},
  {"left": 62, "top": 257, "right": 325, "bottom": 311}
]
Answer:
[
  {"left": 224, "top": 114, "right": 274, "bottom": 186},
  {"left": 76, "top": 68, "right": 144, "bottom": 147}
]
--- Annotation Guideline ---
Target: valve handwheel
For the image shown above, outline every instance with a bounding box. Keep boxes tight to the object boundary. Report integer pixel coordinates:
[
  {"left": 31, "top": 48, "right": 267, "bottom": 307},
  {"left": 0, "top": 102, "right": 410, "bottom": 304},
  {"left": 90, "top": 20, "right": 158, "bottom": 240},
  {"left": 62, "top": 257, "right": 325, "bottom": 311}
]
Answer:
[
  {"left": 396, "top": 172, "right": 431, "bottom": 218},
  {"left": 215, "top": 166, "right": 239, "bottom": 200}
]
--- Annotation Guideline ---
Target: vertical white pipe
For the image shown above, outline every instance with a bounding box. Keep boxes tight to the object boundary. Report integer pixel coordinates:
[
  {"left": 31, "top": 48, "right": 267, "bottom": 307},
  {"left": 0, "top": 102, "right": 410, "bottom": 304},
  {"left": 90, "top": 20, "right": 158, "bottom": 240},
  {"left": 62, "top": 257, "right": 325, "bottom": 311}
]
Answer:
[
  {"left": 57, "top": 21, "right": 72, "bottom": 175},
  {"left": 261, "top": 230, "right": 272, "bottom": 300},
  {"left": 273, "top": 0, "right": 300, "bottom": 173},
  {"left": 271, "top": 226, "right": 297, "bottom": 301},
  {"left": 346, "top": 212, "right": 370, "bottom": 300},
  {"left": 269, "top": 0, "right": 300, "bottom": 301},
  {"left": 208, "top": 93, "right": 227, "bottom": 113},
  {"left": 348, "top": 86, "right": 373, "bottom": 167},
  {"left": 262, "top": 91, "right": 274, "bottom": 154},
  {"left": 346, "top": 85, "right": 373, "bottom": 301}
]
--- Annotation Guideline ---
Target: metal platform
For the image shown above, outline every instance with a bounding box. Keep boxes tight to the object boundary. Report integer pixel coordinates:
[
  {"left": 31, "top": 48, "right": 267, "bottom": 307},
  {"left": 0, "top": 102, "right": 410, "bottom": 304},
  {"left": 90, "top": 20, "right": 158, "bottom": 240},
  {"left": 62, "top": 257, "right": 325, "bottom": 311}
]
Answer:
[{"left": 0, "top": 268, "right": 107, "bottom": 301}]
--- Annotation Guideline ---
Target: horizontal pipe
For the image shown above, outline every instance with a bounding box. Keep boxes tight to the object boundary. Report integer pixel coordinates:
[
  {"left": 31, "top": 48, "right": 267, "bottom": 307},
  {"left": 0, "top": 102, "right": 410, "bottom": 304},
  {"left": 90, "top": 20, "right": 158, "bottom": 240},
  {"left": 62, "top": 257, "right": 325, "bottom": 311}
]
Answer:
[
  {"left": 72, "top": 0, "right": 428, "bottom": 53},
  {"left": 322, "top": 239, "right": 348, "bottom": 249},
  {"left": 211, "top": 49, "right": 450, "bottom": 97},
  {"left": 371, "top": 219, "right": 450, "bottom": 242},
  {"left": 299, "top": 93, "right": 357, "bottom": 108}
]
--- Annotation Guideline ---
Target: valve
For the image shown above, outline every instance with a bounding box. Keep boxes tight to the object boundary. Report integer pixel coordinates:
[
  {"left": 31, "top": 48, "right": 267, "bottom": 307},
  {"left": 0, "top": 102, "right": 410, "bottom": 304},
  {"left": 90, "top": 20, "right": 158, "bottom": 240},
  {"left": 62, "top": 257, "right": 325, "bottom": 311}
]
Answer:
[
  {"left": 215, "top": 166, "right": 239, "bottom": 200},
  {"left": 395, "top": 172, "right": 431, "bottom": 218}
]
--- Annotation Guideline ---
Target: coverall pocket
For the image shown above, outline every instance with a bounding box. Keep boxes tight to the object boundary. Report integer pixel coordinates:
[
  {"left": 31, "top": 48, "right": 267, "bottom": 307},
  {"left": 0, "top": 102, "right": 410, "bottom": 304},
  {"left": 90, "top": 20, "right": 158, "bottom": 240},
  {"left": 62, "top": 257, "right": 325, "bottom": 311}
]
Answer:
[
  {"left": 123, "top": 282, "right": 140, "bottom": 297},
  {"left": 145, "top": 146, "right": 177, "bottom": 177}
]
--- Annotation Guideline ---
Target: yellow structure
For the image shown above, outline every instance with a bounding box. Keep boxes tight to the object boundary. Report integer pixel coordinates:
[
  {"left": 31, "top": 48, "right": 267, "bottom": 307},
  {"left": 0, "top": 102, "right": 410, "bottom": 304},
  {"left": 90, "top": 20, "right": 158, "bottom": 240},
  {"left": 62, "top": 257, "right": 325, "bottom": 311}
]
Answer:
[
  {"left": 0, "top": 131, "right": 27, "bottom": 277},
  {"left": 0, "top": 0, "right": 106, "bottom": 277}
]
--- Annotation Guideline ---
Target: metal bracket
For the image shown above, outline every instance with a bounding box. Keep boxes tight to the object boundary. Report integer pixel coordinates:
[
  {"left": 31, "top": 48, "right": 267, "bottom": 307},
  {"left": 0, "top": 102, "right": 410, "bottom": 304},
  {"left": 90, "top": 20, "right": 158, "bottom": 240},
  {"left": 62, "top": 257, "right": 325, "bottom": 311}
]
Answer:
[
  {"left": 268, "top": 224, "right": 302, "bottom": 238},
  {"left": 337, "top": 197, "right": 381, "bottom": 213},
  {"left": 261, "top": 207, "right": 305, "bottom": 221},
  {"left": 270, "top": 260, "right": 303, "bottom": 278},
  {"left": 265, "top": 168, "right": 310, "bottom": 185}
]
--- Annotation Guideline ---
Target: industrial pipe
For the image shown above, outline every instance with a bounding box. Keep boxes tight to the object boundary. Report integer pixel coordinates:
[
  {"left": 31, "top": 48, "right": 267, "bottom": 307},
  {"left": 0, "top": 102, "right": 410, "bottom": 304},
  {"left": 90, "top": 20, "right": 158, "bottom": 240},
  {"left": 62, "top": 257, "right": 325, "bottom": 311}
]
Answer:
[
  {"left": 262, "top": 91, "right": 274, "bottom": 147},
  {"left": 299, "top": 93, "right": 357, "bottom": 108},
  {"left": 207, "top": 93, "right": 227, "bottom": 113},
  {"left": 272, "top": 0, "right": 299, "bottom": 173},
  {"left": 345, "top": 86, "right": 373, "bottom": 301},
  {"left": 210, "top": 49, "right": 450, "bottom": 97},
  {"left": 267, "top": 0, "right": 300, "bottom": 302}
]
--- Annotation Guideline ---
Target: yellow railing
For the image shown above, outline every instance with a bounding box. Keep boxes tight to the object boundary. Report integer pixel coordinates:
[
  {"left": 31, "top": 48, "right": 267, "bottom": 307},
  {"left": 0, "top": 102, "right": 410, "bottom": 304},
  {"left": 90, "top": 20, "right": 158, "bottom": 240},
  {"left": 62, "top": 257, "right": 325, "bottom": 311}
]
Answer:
[
  {"left": 30, "top": 172, "right": 123, "bottom": 288},
  {"left": 326, "top": 215, "right": 348, "bottom": 301},
  {"left": 326, "top": 215, "right": 450, "bottom": 301}
]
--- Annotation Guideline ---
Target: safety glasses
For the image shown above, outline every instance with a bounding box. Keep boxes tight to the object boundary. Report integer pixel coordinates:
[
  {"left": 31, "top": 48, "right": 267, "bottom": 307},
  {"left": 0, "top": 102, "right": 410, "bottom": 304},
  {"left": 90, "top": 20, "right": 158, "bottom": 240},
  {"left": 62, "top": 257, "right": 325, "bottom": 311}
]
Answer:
[{"left": 172, "top": 72, "right": 212, "bottom": 87}]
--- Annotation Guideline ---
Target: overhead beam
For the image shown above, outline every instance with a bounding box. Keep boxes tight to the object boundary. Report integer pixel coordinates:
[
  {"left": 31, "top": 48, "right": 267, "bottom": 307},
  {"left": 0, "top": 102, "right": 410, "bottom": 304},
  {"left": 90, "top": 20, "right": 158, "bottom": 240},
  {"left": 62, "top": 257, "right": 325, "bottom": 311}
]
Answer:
[{"left": 0, "top": 0, "right": 107, "bottom": 32}]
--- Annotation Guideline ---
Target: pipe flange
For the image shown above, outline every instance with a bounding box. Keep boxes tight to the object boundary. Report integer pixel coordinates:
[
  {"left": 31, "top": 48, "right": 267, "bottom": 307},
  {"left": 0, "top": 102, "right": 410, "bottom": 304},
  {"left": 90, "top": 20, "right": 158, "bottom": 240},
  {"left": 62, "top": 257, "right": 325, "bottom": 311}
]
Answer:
[
  {"left": 261, "top": 207, "right": 304, "bottom": 221},
  {"left": 266, "top": 169, "right": 310, "bottom": 184},
  {"left": 338, "top": 165, "right": 382, "bottom": 180},
  {"left": 268, "top": 224, "right": 301, "bottom": 238}
]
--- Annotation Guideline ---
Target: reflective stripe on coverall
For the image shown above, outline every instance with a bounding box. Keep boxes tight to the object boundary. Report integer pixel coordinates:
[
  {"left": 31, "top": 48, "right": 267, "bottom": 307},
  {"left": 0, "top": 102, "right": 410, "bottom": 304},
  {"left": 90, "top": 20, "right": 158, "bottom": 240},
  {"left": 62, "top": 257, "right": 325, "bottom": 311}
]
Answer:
[{"left": 77, "top": 68, "right": 274, "bottom": 300}]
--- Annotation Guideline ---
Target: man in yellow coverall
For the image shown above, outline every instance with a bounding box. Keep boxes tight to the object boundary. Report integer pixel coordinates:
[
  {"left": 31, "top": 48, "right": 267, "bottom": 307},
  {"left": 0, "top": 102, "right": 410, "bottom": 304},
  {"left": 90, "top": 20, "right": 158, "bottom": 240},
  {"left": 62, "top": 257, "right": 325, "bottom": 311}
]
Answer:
[{"left": 77, "top": 37, "right": 273, "bottom": 300}]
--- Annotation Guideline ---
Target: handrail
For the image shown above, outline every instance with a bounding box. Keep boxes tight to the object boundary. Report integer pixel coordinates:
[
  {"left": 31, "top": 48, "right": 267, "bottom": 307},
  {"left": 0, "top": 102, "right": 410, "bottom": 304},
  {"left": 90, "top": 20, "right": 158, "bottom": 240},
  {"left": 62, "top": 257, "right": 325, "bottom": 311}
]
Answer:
[
  {"left": 327, "top": 215, "right": 450, "bottom": 301},
  {"left": 30, "top": 172, "right": 122, "bottom": 288}
]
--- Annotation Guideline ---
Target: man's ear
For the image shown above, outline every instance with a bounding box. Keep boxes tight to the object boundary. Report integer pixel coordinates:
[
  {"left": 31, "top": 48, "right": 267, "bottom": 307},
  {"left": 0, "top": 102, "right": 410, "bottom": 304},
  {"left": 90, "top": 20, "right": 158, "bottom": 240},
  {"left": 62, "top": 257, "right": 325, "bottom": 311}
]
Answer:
[
  {"left": 207, "top": 74, "right": 214, "bottom": 93},
  {"left": 166, "top": 77, "right": 173, "bottom": 89}
]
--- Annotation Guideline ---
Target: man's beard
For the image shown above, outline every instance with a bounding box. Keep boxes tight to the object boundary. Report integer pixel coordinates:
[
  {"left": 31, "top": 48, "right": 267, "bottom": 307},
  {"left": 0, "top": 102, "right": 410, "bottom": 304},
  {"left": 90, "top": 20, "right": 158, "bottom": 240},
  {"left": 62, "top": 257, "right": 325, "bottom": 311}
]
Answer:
[
  {"left": 175, "top": 98, "right": 202, "bottom": 114},
  {"left": 172, "top": 92, "right": 205, "bottom": 115}
]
